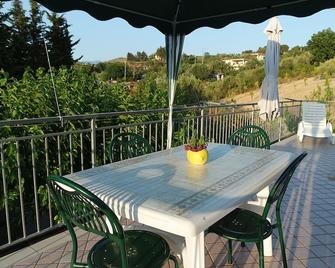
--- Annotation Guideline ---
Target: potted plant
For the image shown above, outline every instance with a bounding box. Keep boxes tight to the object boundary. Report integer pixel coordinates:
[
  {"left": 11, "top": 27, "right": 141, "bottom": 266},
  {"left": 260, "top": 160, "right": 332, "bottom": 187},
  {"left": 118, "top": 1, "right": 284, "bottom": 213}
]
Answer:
[{"left": 184, "top": 133, "right": 208, "bottom": 165}]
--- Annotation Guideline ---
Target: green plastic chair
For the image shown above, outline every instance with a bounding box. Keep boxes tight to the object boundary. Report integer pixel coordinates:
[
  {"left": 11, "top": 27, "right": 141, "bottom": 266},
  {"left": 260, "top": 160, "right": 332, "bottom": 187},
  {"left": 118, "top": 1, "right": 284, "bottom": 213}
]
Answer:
[
  {"left": 228, "top": 125, "right": 271, "bottom": 249},
  {"left": 228, "top": 125, "right": 271, "bottom": 149},
  {"left": 207, "top": 152, "right": 307, "bottom": 268},
  {"left": 47, "top": 175, "right": 179, "bottom": 268},
  {"left": 108, "top": 132, "right": 153, "bottom": 162}
]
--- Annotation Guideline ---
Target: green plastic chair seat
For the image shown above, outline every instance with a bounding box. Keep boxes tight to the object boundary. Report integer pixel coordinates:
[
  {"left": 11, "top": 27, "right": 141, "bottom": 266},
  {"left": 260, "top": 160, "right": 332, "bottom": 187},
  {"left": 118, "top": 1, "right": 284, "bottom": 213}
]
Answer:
[
  {"left": 88, "top": 230, "right": 170, "bottom": 268},
  {"left": 208, "top": 208, "right": 272, "bottom": 242}
]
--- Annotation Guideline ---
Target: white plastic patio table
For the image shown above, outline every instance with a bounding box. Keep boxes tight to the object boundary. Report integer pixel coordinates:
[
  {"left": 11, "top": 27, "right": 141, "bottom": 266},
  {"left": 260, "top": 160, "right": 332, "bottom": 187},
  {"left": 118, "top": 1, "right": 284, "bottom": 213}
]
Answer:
[{"left": 66, "top": 143, "right": 295, "bottom": 268}]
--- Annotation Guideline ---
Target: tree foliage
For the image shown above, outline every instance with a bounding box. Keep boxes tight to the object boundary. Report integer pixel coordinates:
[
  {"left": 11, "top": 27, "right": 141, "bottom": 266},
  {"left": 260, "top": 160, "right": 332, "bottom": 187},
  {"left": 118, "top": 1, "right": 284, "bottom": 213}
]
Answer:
[
  {"left": 0, "top": 2, "right": 11, "bottom": 69},
  {"left": 136, "top": 51, "right": 148, "bottom": 61},
  {"left": 0, "top": 1, "right": 80, "bottom": 77},
  {"left": 100, "top": 62, "right": 128, "bottom": 81},
  {"left": 190, "top": 63, "right": 212, "bottom": 80},
  {"left": 46, "top": 12, "right": 80, "bottom": 68},
  {"left": 29, "top": 0, "right": 47, "bottom": 70},
  {"left": 280, "top": 44, "right": 289, "bottom": 54},
  {"left": 307, "top": 28, "right": 335, "bottom": 64},
  {"left": 8, "top": 0, "right": 31, "bottom": 77},
  {"left": 155, "top": 46, "right": 166, "bottom": 60}
]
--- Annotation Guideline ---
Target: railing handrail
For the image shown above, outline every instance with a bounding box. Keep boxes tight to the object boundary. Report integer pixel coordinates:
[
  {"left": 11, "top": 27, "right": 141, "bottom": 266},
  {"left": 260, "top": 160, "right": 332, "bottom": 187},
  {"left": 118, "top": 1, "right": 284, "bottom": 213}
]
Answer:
[
  {"left": 0, "top": 100, "right": 299, "bottom": 127},
  {"left": 284, "top": 97, "right": 335, "bottom": 103}
]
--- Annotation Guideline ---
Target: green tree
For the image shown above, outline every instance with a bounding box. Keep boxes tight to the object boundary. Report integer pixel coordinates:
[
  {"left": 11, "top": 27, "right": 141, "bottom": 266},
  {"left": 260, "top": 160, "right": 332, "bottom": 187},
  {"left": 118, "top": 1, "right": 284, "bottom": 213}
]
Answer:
[
  {"left": 257, "top": 46, "right": 266, "bottom": 54},
  {"left": 136, "top": 51, "right": 148, "bottom": 61},
  {"left": 182, "top": 54, "right": 196, "bottom": 64},
  {"left": 280, "top": 44, "right": 289, "bottom": 54},
  {"left": 9, "top": 0, "right": 31, "bottom": 77},
  {"left": 0, "top": 2, "right": 11, "bottom": 70},
  {"left": 190, "top": 63, "right": 212, "bottom": 80},
  {"left": 46, "top": 12, "right": 80, "bottom": 68},
  {"left": 29, "top": 0, "right": 47, "bottom": 70},
  {"left": 102, "top": 62, "right": 128, "bottom": 81},
  {"left": 307, "top": 28, "right": 335, "bottom": 64},
  {"left": 209, "top": 60, "right": 234, "bottom": 76},
  {"left": 155, "top": 46, "right": 166, "bottom": 60},
  {"left": 127, "top": 52, "right": 137, "bottom": 61},
  {"left": 93, "top": 62, "right": 106, "bottom": 73},
  {"left": 288, "top": 46, "right": 305, "bottom": 56}
]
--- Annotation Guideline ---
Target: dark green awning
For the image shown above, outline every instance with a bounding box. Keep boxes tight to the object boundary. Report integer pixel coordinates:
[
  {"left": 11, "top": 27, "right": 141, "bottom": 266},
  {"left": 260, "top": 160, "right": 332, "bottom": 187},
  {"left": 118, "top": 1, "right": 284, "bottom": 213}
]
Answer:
[{"left": 18, "top": 0, "right": 335, "bottom": 35}]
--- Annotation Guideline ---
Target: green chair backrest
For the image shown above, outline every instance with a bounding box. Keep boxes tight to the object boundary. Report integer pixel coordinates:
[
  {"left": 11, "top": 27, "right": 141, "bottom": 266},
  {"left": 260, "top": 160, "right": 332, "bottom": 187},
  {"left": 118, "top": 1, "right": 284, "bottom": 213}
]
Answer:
[
  {"left": 262, "top": 152, "right": 307, "bottom": 219},
  {"left": 228, "top": 125, "right": 271, "bottom": 149},
  {"left": 47, "top": 175, "right": 128, "bottom": 267},
  {"left": 108, "top": 132, "right": 153, "bottom": 162}
]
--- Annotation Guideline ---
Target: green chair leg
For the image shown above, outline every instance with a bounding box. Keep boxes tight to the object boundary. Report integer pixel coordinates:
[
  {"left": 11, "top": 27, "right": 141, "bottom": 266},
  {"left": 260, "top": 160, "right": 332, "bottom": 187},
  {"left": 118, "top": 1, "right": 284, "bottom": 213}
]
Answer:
[
  {"left": 169, "top": 255, "right": 179, "bottom": 268},
  {"left": 256, "top": 241, "right": 264, "bottom": 268},
  {"left": 66, "top": 223, "right": 87, "bottom": 268},
  {"left": 68, "top": 225, "right": 79, "bottom": 267},
  {"left": 227, "top": 239, "right": 233, "bottom": 264},
  {"left": 73, "top": 263, "right": 88, "bottom": 268},
  {"left": 276, "top": 209, "right": 288, "bottom": 268}
]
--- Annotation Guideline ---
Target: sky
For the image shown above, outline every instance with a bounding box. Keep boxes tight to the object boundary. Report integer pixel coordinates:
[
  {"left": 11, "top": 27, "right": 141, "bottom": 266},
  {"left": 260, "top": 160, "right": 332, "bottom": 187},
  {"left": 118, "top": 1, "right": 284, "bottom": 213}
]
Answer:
[{"left": 4, "top": 2, "right": 335, "bottom": 62}]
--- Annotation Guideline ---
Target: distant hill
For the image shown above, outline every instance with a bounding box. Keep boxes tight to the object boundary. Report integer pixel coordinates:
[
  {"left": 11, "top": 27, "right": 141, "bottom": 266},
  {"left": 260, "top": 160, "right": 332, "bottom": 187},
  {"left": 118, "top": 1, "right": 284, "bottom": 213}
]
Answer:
[
  {"left": 224, "top": 76, "right": 335, "bottom": 104},
  {"left": 108, "top": 57, "right": 127, "bottom": 63}
]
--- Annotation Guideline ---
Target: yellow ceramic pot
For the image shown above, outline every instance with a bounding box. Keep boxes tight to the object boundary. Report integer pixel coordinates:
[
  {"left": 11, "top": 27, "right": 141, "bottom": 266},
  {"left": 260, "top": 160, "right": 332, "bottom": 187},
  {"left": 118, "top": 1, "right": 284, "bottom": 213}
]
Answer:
[{"left": 187, "top": 149, "right": 208, "bottom": 165}]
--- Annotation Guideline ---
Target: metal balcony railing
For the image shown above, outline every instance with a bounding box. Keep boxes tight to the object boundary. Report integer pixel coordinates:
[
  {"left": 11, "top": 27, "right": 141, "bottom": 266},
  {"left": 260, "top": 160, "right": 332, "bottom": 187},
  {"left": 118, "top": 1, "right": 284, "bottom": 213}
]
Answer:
[{"left": 0, "top": 100, "right": 306, "bottom": 254}]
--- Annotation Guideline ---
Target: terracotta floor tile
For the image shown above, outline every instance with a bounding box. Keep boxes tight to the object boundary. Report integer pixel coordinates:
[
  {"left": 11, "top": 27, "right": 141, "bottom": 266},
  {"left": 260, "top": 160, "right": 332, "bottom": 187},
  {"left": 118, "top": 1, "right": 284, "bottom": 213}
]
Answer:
[
  {"left": 13, "top": 253, "right": 41, "bottom": 265},
  {"left": 35, "top": 264, "right": 58, "bottom": 268},
  {"left": 205, "top": 233, "right": 223, "bottom": 244},
  {"left": 286, "top": 259, "right": 305, "bottom": 268},
  {"left": 233, "top": 251, "right": 256, "bottom": 264},
  {"left": 299, "top": 258, "right": 328, "bottom": 268},
  {"left": 206, "top": 242, "right": 226, "bottom": 254},
  {"left": 309, "top": 245, "right": 335, "bottom": 257},
  {"left": 290, "top": 247, "right": 316, "bottom": 259},
  {"left": 295, "top": 235, "right": 323, "bottom": 247},
  {"left": 37, "top": 251, "right": 63, "bottom": 265},
  {"left": 320, "top": 256, "right": 335, "bottom": 268},
  {"left": 11, "top": 265, "right": 35, "bottom": 268},
  {"left": 238, "top": 263, "right": 259, "bottom": 268}
]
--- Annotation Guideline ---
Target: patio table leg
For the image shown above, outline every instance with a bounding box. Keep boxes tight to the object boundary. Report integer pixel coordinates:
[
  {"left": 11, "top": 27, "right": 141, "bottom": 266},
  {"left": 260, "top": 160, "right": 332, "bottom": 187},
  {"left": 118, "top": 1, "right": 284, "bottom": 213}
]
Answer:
[
  {"left": 256, "top": 186, "right": 272, "bottom": 256},
  {"left": 244, "top": 186, "right": 273, "bottom": 256},
  {"left": 183, "top": 231, "right": 205, "bottom": 268},
  {"left": 264, "top": 223, "right": 273, "bottom": 256}
]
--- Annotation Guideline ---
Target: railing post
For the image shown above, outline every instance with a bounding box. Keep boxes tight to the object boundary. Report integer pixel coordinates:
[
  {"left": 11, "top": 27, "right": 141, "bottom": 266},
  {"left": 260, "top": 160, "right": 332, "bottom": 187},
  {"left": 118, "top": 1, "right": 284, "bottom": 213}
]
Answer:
[
  {"left": 299, "top": 100, "right": 303, "bottom": 119},
  {"left": 278, "top": 116, "right": 282, "bottom": 142},
  {"left": 91, "top": 118, "right": 96, "bottom": 168},
  {"left": 161, "top": 114, "right": 164, "bottom": 150},
  {"left": 200, "top": 108, "right": 204, "bottom": 136},
  {"left": 279, "top": 102, "right": 284, "bottom": 141},
  {"left": 251, "top": 104, "right": 255, "bottom": 125},
  {"left": 1, "top": 142, "right": 11, "bottom": 243}
]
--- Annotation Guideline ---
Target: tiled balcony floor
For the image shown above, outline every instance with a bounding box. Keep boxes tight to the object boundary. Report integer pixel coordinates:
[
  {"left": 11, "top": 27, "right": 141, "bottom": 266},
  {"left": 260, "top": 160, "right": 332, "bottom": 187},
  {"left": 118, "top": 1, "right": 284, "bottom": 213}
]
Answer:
[{"left": 1, "top": 135, "right": 335, "bottom": 268}]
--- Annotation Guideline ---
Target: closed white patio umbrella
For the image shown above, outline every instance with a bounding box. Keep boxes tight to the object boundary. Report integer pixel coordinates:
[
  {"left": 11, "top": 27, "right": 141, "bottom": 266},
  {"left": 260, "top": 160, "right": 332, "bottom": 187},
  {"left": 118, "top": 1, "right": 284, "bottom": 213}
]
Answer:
[{"left": 258, "top": 17, "right": 283, "bottom": 121}]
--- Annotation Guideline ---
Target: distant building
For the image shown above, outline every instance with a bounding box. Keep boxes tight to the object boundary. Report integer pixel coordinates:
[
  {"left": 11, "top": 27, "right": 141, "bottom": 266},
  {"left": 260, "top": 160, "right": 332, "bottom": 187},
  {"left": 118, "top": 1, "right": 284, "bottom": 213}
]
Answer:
[
  {"left": 222, "top": 52, "right": 264, "bottom": 70},
  {"left": 250, "top": 52, "right": 265, "bottom": 61},
  {"left": 154, "top": 54, "right": 162, "bottom": 61},
  {"left": 222, "top": 58, "right": 248, "bottom": 70},
  {"left": 216, "top": 73, "right": 224, "bottom": 80}
]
